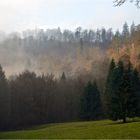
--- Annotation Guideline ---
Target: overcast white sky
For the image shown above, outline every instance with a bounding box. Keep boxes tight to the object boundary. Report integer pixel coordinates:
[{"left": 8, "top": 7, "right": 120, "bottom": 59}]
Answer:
[{"left": 0, "top": 0, "right": 140, "bottom": 33}]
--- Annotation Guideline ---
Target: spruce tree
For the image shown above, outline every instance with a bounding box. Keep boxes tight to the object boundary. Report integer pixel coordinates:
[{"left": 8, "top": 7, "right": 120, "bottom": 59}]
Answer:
[
  {"left": 107, "top": 61, "right": 124, "bottom": 122},
  {"left": 61, "top": 72, "right": 66, "bottom": 81},
  {"left": 80, "top": 81, "right": 92, "bottom": 120},
  {"left": 122, "top": 22, "right": 129, "bottom": 43},
  {"left": 130, "top": 22, "right": 135, "bottom": 35},
  {"left": 105, "top": 59, "right": 116, "bottom": 113},
  {"left": 90, "top": 82, "right": 103, "bottom": 120},
  {"left": 119, "top": 61, "right": 132, "bottom": 123},
  {"left": 106, "top": 60, "right": 140, "bottom": 123},
  {"left": 128, "top": 68, "right": 140, "bottom": 117},
  {"left": 117, "top": 62, "right": 140, "bottom": 122},
  {"left": 0, "top": 65, "right": 10, "bottom": 130},
  {"left": 80, "top": 81, "right": 103, "bottom": 120}
]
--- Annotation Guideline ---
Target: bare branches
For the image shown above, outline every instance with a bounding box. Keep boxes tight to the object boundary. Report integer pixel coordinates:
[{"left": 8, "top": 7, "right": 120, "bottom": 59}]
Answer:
[
  {"left": 135, "top": 0, "right": 140, "bottom": 7},
  {"left": 113, "top": 0, "right": 140, "bottom": 8},
  {"left": 114, "top": 0, "right": 126, "bottom": 6}
]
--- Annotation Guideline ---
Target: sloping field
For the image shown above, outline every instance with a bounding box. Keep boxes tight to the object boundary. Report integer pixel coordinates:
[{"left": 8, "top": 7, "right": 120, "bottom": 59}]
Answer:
[{"left": 0, "top": 120, "right": 140, "bottom": 139}]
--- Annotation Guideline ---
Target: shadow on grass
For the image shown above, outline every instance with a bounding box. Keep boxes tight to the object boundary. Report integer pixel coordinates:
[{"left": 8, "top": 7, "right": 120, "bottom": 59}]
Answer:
[
  {"left": 1, "top": 123, "right": 55, "bottom": 132},
  {"left": 108, "top": 118, "right": 140, "bottom": 125},
  {"left": 2, "top": 118, "right": 140, "bottom": 132}
]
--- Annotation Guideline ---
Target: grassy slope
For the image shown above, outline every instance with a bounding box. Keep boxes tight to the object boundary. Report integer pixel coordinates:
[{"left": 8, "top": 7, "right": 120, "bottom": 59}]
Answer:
[{"left": 0, "top": 120, "right": 140, "bottom": 139}]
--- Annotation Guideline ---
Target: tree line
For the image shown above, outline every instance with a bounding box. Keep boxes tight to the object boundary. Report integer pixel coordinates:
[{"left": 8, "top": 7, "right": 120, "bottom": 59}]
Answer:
[
  {"left": 0, "top": 22, "right": 139, "bottom": 50},
  {"left": 0, "top": 58, "right": 140, "bottom": 130},
  {"left": 0, "top": 67, "right": 103, "bottom": 130}
]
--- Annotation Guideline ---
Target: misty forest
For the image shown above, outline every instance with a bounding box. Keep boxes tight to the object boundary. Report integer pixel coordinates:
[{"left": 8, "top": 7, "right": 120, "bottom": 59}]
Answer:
[
  {"left": 0, "top": 22, "right": 140, "bottom": 130},
  {"left": 0, "top": 1, "right": 140, "bottom": 137}
]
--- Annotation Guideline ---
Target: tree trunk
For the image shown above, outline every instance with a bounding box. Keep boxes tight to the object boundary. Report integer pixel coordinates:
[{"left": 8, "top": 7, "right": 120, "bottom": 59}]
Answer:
[{"left": 123, "top": 117, "right": 126, "bottom": 123}]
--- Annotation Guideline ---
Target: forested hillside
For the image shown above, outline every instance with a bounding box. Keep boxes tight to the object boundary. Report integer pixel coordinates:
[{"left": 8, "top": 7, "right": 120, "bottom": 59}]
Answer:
[{"left": 0, "top": 22, "right": 140, "bottom": 130}]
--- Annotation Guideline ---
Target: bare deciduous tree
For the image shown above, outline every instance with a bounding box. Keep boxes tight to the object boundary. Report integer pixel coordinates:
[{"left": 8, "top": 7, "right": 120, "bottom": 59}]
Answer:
[{"left": 114, "top": 0, "right": 140, "bottom": 8}]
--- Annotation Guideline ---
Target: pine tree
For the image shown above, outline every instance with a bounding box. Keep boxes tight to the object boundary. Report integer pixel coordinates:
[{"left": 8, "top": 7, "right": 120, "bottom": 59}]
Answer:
[
  {"left": 122, "top": 22, "right": 129, "bottom": 44},
  {"left": 80, "top": 81, "right": 92, "bottom": 120},
  {"left": 105, "top": 59, "right": 116, "bottom": 113},
  {"left": 80, "top": 81, "right": 103, "bottom": 120},
  {"left": 61, "top": 72, "right": 66, "bottom": 81},
  {"left": 107, "top": 61, "right": 124, "bottom": 122},
  {"left": 106, "top": 60, "right": 140, "bottom": 123},
  {"left": 112, "top": 30, "right": 121, "bottom": 55},
  {"left": 90, "top": 82, "right": 103, "bottom": 120},
  {"left": 130, "top": 22, "right": 135, "bottom": 35},
  {"left": 119, "top": 61, "right": 132, "bottom": 123},
  {"left": 128, "top": 68, "right": 140, "bottom": 117},
  {"left": 105, "top": 59, "right": 116, "bottom": 94},
  {"left": 117, "top": 62, "right": 140, "bottom": 122},
  {"left": 130, "top": 22, "right": 136, "bottom": 43},
  {"left": 0, "top": 65, "right": 10, "bottom": 130}
]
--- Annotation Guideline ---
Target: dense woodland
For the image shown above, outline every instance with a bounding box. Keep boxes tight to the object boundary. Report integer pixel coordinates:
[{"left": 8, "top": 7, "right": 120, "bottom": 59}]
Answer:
[{"left": 0, "top": 22, "right": 140, "bottom": 130}]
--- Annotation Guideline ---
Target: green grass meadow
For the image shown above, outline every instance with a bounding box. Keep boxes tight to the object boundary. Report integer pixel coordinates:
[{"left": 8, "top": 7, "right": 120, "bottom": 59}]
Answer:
[{"left": 0, "top": 120, "right": 140, "bottom": 139}]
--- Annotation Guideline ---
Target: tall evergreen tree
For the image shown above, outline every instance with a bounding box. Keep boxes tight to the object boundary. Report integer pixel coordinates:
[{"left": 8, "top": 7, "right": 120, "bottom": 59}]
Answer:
[
  {"left": 0, "top": 65, "right": 10, "bottom": 130},
  {"left": 112, "top": 30, "right": 121, "bottom": 55},
  {"left": 101, "top": 28, "right": 107, "bottom": 43},
  {"left": 107, "top": 61, "right": 124, "bottom": 122},
  {"left": 105, "top": 59, "right": 116, "bottom": 113},
  {"left": 119, "top": 61, "right": 132, "bottom": 123},
  {"left": 128, "top": 68, "right": 140, "bottom": 117},
  {"left": 61, "top": 72, "right": 66, "bottom": 81},
  {"left": 122, "top": 22, "right": 129, "bottom": 43},
  {"left": 130, "top": 22, "right": 135, "bottom": 35},
  {"left": 80, "top": 81, "right": 92, "bottom": 120},
  {"left": 130, "top": 22, "right": 136, "bottom": 43},
  {"left": 91, "top": 82, "right": 103, "bottom": 119},
  {"left": 80, "top": 81, "right": 103, "bottom": 120},
  {"left": 106, "top": 60, "right": 140, "bottom": 123}
]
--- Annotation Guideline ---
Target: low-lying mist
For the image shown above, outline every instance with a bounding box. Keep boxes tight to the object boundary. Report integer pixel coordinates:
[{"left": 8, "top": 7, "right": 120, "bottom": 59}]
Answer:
[
  {"left": 0, "top": 29, "right": 110, "bottom": 82},
  {"left": 1, "top": 43, "right": 107, "bottom": 77}
]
